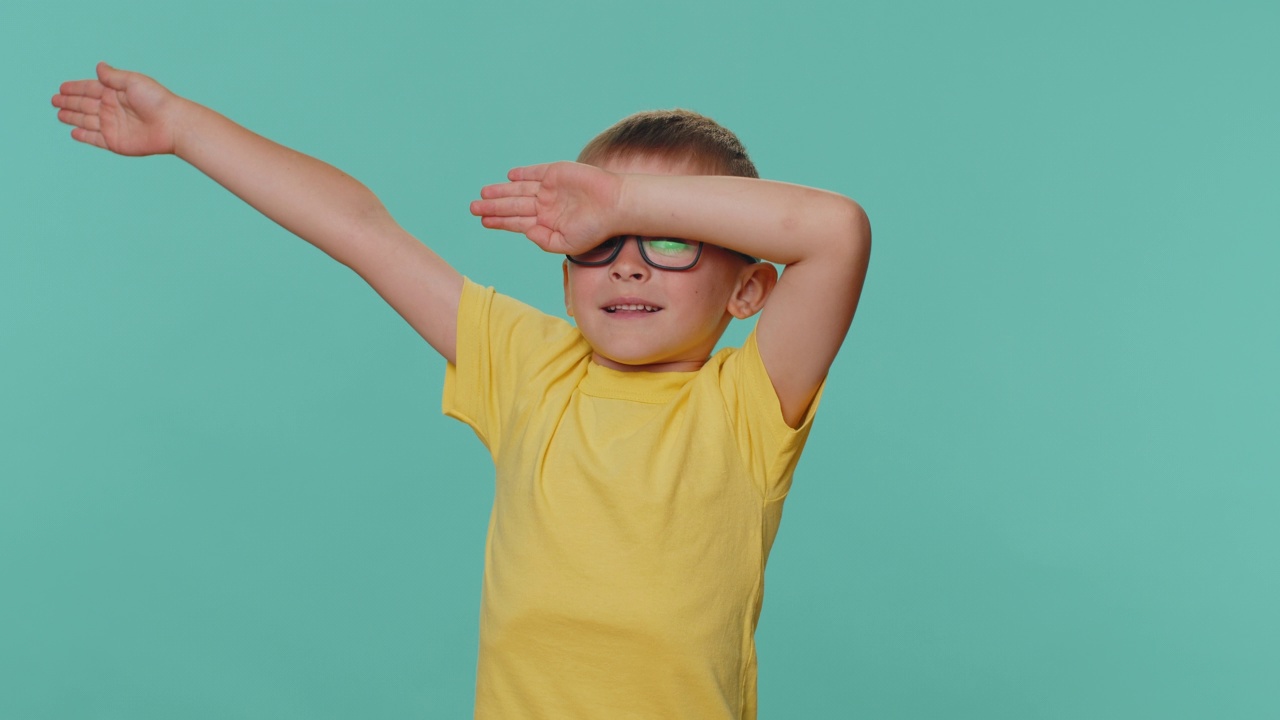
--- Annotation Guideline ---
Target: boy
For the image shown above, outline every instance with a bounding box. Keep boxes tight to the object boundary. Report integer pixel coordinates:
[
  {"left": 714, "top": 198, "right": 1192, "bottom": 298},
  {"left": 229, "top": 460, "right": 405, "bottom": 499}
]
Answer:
[{"left": 53, "top": 62, "right": 870, "bottom": 718}]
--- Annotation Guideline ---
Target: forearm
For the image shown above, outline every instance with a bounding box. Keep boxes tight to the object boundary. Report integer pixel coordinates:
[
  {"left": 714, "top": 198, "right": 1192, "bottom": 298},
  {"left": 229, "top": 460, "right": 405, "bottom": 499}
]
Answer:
[
  {"left": 615, "top": 174, "right": 869, "bottom": 267},
  {"left": 171, "top": 99, "right": 396, "bottom": 269}
]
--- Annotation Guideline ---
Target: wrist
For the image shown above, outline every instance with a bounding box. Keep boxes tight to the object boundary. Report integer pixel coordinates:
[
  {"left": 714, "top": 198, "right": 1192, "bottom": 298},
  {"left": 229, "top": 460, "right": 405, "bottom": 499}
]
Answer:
[
  {"left": 611, "top": 172, "right": 645, "bottom": 237},
  {"left": 169, "top": 97, "right": 208, "bottom": 159}
]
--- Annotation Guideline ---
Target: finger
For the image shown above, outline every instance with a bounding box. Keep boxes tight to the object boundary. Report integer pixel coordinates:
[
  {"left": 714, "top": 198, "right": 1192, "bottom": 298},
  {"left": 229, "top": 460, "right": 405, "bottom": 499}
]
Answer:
[
  {"left": 479, "top": 216, "right": 537, "bottom": 234},
  {"left": 57, "top": 79, "right": 105, "bottom": 99},
  {"left": 52, "top": 94, "right": 101, "bottom": 114},
  {"left": 470, "top": 197, "right": 537, "bottom": 218},
  {"left": 480, "top": 181, "right": 541, "bottom": 200},
  {"left": 57, "top": 109, "right": 101, "bottom": 131},
  {"left": 96, "top": 61, "right": 131, "bottom": 91},
  {"left": 507, "top": 163, "right": 549, "bottom": 182},
  {"left": 71, "top": 127, "right": 109, "bottom": 150}
]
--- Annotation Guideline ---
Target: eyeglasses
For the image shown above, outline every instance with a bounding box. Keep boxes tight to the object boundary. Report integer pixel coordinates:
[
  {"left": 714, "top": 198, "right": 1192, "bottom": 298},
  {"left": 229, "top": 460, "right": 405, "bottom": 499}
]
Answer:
[{"left": 565, "top": 236, "right": 756, "bottom": 271}]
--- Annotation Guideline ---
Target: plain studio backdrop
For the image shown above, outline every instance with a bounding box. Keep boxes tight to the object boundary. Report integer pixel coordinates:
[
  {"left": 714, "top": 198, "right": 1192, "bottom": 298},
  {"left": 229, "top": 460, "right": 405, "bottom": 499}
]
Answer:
[{"left": 2, "top": 1, "right": 1276, "bottom": 717}]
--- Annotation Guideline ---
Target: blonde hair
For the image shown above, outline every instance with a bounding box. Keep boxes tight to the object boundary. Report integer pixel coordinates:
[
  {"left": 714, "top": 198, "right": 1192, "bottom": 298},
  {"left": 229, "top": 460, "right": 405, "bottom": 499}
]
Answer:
[{"left": 578, "top": 109, "right": 758, "bottom": 179}]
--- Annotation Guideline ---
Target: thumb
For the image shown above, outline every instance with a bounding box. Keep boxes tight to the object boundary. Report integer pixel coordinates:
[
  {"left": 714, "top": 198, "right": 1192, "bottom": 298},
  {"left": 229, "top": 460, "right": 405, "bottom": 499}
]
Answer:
[{"left": 96, "top": 61, "right": 130, "bottom": 91}]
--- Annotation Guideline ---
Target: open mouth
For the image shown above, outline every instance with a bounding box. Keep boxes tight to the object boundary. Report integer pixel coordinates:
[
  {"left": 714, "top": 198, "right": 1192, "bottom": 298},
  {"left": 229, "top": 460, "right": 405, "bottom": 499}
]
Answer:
[{"left": 603, "top": 303, "right": 661, "bottom": 313}]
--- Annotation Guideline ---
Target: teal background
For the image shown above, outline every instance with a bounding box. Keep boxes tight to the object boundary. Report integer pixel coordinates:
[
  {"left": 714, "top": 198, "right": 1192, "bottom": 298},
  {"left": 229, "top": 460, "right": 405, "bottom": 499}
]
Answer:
[{"left": 3, "top": 0, "right": 1277, "bottom": 717}]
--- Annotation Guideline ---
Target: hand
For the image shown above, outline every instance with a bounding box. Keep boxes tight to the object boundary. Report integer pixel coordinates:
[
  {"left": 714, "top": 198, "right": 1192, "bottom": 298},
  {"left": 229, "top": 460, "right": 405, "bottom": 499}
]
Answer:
[
  {"left": 470, "top": 162, "right": 622, "bottom": 255},
  {"left": 52, "top": 62, "right": 182, "bottom": 156}
]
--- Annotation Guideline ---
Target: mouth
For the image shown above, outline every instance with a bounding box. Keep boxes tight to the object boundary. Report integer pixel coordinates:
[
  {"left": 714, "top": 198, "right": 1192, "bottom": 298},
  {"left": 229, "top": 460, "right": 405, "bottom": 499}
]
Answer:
[{"left": 602, "top": 303, "right": 662, "bottom": 314}]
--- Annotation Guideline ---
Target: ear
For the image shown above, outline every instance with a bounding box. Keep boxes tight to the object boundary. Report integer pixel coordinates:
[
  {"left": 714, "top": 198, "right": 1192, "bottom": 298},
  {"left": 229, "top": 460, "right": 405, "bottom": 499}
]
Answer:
[
  {"left": 562, "top": 260, "right": 574, "bottom": 317},
  {"left": 726, "top": 262, "right": 778, "bottom": 319}
]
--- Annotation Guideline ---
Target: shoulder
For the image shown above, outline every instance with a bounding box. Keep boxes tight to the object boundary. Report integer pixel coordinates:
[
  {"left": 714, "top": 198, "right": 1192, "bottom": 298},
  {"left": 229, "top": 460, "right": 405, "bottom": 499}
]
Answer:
[
  {"left": 688, "top": 330, "right": 825, "bottom": 499},
  {"left": 459, "top": 277, "right": 579, "bottom": 350},
  {"left": 445, "top": 279, "right": 589, "bottom": 447},
  {"left": 702, "top": 330, "right": 824, "bottom": 434}
]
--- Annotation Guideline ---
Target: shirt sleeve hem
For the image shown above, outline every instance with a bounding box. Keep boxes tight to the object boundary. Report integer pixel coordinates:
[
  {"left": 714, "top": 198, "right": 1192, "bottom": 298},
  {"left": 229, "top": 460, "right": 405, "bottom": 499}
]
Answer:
[{"left": 441, "top": 277, "right": 492, "bottom": 448}]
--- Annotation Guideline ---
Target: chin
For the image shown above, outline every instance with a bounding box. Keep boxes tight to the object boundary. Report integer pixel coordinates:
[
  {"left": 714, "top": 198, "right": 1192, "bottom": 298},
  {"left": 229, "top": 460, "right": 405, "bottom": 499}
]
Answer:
[
  {"left": 577, "top": 320, "right": 717, "bottom": 370},
  {"left": 595, "top": 345, "right": 668, "bottom": 367},
  {"left": 592, "top": 338, "right": 714, "bottom": 372}
]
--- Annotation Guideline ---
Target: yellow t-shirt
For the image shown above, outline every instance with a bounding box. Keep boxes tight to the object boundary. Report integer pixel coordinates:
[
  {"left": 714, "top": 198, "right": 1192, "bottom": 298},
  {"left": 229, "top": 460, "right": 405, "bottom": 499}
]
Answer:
[{"left": 443, "top": 279, "right": 822, "bottom": 719}]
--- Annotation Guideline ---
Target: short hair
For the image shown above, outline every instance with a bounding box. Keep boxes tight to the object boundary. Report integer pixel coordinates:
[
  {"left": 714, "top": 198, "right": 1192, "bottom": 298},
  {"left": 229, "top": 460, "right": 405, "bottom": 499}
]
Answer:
[{"left": 578, "top": 109, "right": 759, "bottom": 179}]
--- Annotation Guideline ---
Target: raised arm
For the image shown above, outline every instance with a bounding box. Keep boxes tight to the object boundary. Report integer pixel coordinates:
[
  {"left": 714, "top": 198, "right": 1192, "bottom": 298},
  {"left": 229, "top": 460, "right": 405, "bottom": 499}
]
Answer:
[
  {"left": 618, "top": 172, "right": 870, "bottom": 427},
  {"left": 53, "top": 62, "right": 463, "bottom": 362},
  {"left": 471, "top": 161, "right": 870, "bottom": 427}
]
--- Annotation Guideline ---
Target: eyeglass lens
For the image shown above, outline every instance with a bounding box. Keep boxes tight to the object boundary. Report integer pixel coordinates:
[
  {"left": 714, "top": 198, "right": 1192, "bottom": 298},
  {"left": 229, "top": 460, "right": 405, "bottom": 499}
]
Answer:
[{"left": 568, "top": 237, "right": 701, "bottom": 270}]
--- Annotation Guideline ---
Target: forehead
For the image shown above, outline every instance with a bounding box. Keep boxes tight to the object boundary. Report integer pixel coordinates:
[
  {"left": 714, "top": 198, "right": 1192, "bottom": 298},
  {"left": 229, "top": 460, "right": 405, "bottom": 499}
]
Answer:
[{"left": 594, "top": 153, "right": 703, "bottom": 177}]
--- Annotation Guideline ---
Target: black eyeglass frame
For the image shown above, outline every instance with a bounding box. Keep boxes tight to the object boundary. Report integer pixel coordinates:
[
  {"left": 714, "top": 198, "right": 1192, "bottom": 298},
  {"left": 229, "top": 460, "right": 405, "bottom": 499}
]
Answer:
[{"left": 565, "top": 236, "right": 757, "bottom": 271}]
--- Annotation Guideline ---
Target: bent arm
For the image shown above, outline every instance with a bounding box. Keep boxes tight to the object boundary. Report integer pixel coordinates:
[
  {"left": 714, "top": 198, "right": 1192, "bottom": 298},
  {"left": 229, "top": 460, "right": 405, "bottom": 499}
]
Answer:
[{"left": 618, "top": 175, "right": 871, "bottom": 427}]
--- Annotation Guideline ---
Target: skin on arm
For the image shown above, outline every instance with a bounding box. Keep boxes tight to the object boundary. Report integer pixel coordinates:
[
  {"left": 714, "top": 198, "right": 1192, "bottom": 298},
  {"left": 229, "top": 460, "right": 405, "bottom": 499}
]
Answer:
[
  {"left": 52, "top": 62, "right": 463, "bottom": 363},
  {"left": 471, "top": 161, "right": 870, "bottom": 427},
  {"left": 616, "top": 173, "right": 871, "bottom": 428}
]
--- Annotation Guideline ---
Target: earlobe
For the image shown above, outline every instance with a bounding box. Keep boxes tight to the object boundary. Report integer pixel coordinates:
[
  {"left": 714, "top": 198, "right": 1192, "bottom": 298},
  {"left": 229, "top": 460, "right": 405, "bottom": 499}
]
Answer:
[{"left": 728, "top": 263, "right": 778, "bottom": 319}]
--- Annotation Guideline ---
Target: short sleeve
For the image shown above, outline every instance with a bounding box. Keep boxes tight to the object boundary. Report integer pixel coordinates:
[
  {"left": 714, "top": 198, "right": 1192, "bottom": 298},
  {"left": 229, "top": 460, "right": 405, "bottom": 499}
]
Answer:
[
  {"left": 443, "top": 278, "right": 585, "bottom": 455},
  {"left": 719, "top": 330, "right": 825, "bottom": 501}
]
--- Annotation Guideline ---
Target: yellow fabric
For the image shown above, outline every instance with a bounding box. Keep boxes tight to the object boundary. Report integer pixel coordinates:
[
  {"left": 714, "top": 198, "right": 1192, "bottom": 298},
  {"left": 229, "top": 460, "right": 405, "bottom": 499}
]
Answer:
[{"left": 443, "top": 278, "right": 822, "bottom": 719}]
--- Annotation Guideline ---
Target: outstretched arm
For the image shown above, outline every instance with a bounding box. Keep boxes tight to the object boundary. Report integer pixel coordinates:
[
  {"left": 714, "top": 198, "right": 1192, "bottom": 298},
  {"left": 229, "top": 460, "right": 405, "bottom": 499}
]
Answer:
[
  {"left": 53, "top": 63, "right": 463, "bottom": 363},
  {"left": 472, "top": 162, "right": 870, "bottom": 427}
]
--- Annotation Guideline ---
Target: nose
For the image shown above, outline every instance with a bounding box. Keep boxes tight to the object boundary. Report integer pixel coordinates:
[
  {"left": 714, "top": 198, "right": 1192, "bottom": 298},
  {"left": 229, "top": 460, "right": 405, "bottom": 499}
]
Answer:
[{"left": 609, "top": 237, "right": 650, "bottom": 281}]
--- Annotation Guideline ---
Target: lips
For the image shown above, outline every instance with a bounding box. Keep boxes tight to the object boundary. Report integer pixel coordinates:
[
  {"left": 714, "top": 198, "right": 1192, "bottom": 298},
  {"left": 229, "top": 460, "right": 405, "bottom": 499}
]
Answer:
[
  {"left": 604, "top": 303, "right": 660, "bottom": 313},
  {"left": 601, "top": 297, "right": 663, "bottom": 314}
]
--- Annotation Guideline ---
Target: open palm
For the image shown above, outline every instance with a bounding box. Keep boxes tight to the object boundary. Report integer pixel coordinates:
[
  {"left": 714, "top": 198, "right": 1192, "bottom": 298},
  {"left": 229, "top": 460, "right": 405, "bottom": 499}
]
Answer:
[
  {"left": 53, "top": 62, "right": 178, "bottom": 156},
  {"left": 471, "top": 162, "right": 621, "bottom": 255}
]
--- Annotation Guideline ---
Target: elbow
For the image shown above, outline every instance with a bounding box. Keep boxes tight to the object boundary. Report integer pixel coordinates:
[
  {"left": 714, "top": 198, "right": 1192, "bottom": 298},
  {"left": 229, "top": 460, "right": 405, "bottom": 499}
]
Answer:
[
  {"left": 834, "top": 199, "right": 871, "bottom": 307},
  {"left": 777, "top": 193, "right": 871, "bottom": 269},
  {"left": 832, "top": 197, "right": 871, "bottom": 269}
]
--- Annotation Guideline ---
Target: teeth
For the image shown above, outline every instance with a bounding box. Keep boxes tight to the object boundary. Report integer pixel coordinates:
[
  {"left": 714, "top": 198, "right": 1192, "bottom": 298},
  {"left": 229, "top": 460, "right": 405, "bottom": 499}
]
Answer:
[{"left": 606, "top": 304, "right": 659, "bottom": 312}]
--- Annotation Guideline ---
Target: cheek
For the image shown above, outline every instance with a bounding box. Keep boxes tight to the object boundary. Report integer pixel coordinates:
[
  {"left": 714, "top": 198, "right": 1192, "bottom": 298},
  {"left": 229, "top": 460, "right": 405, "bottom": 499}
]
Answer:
[
  {"left": 565, "top": 270, "right": 600, "bottom": 312},
  {"left": 688, "top": 268, "right": 736, "bottom": 307}
]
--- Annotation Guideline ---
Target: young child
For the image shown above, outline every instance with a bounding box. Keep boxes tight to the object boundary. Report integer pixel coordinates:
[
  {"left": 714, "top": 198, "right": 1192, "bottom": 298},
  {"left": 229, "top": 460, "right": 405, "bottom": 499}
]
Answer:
[{"left": 53, "top": 62, "right": 870, "bottom": 719}]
